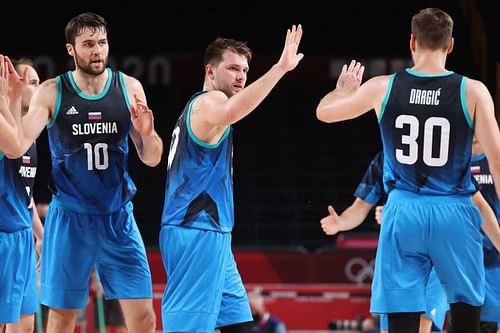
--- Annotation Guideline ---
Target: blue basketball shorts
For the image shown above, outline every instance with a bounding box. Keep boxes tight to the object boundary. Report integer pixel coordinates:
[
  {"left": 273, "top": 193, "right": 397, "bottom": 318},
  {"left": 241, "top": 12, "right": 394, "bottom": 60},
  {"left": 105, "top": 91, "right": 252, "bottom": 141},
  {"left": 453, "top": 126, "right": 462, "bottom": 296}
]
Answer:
[
  {"left": 481, "top": 265, "right": 500, "bottom": 321},
  {"left": 40, "top": 199, "right": 152, "bottom": 309},
  {"left": 0, "top": 228, "right": 37, "bottom": 323},
  {"left": 160, "top": 225, "right": 252, "bottom": 332},
  {"left": 371, "top": 190, "right": 484, "bottom": 314},
  {"left": 379, "top": 268, "right": 449, "bottom": 331}
]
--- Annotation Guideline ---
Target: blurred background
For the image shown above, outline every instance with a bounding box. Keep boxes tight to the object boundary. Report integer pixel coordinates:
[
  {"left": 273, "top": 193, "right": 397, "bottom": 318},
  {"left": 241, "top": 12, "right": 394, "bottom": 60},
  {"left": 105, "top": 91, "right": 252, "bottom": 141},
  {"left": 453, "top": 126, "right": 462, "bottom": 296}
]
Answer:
[
  {"left": 1, "top": 1, "right": 498, "bottom": 330},
  {"left": 2, "top": 0, "right": 496, "bottom": 250}
]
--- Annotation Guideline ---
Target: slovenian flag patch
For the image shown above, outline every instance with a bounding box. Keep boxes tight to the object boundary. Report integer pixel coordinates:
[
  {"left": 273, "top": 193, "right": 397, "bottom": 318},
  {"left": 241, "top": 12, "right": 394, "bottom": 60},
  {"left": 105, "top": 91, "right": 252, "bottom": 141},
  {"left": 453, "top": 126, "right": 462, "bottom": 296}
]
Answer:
[{"left": 88, "top": 112, "right": 102, "bottom": 120}]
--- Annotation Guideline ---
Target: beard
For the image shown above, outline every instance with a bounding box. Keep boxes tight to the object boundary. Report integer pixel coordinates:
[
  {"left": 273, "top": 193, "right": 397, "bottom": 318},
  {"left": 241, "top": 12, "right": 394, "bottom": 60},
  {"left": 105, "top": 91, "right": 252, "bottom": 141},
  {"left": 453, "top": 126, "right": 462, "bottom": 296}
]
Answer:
[{"left": 74, "top": 51, "right": 108, "bottom": 76}]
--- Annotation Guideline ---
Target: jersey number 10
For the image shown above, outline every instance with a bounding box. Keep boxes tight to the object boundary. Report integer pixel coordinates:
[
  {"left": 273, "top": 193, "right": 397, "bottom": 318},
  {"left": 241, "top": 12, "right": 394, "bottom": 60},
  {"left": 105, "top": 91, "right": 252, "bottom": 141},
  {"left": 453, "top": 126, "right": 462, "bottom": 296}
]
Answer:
[{"left": 84, "top": 143, "right": 109, "bottom": 170}]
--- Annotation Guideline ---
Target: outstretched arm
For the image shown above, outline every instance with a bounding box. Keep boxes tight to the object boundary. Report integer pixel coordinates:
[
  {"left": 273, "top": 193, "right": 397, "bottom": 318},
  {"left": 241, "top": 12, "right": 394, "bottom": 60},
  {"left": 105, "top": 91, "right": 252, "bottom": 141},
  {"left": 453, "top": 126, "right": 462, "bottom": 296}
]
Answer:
[
  {"left": 0, "top": 55, "right": 28, "bottom": 157},
  {"left": 320, "top": 198, "right": 374, "bottom": 235},
  {"left": 196, "top": 25, "right": 304, "bottom": 129},
  {"left": 125, "top": 76, "right": 163, "bottom": 167},
  {"left": 471, "top": 80, "right": 500, "bottom": 199},
  {"left": 472, "top": 192, "right": 500, "bottom": 252},
  {"left": 316, "top": 60, "right": 389, "bottom": 123}
]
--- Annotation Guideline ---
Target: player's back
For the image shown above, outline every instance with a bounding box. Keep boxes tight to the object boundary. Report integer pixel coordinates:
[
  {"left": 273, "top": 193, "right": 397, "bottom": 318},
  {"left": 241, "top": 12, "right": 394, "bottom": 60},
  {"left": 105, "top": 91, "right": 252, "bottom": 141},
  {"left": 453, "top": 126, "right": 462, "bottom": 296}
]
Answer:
[
  {"left": 379, "top": 68, "right": 475, "bottom": 195},
  {"left": 47, "top": 69, "right": 136, "bottom": 214},
  {"left": 162, "top": 91, "right": 234, "bottom": 233}
]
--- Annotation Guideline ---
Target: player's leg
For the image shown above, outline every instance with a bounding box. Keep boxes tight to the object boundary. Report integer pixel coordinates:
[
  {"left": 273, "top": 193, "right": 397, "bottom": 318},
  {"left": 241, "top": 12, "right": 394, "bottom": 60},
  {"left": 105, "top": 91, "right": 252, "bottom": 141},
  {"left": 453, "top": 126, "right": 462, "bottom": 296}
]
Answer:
[
  {"left": 421, "top": 269, "right": 448, "bottom": 332},
  {"left": 1, "top": 229, "right": 37, "bottom": 332},
  {"left": 216, "top": 241, "right": 253, "bottom": 333},
  {"left": 430, "top": 197, "right": 484, "bottom": 333},
  {"left": 160, "top": 226, "right": 230, "bottom": 332},
  {"left": 118, "top": 299, "right": 154, "bottom": 333},
  {"left": 6, "top": 241, "right": 38, "bottom": 333},
  {"left": 96, "top": 203, "right": 155, "bottom": 333},
  {"left": 371, "top": 191, "right": 430, "bottom": 333},
  {"left": 41, "top": 203, "right": 98, "bottom": 333},
  {"left": 480, "top": 265, "right": 500, "bottom": 332}
]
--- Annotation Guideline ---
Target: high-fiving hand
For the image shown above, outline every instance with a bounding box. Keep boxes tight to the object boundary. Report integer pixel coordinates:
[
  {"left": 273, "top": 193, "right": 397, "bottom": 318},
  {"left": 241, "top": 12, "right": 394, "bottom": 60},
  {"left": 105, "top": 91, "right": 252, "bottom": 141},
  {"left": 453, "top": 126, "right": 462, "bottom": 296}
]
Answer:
[
  {"left": 276, "top": 24, "right": 304, "bottom": 72},
  {"left": 336, "top": 59, "right": 364, "bottom": 95}
]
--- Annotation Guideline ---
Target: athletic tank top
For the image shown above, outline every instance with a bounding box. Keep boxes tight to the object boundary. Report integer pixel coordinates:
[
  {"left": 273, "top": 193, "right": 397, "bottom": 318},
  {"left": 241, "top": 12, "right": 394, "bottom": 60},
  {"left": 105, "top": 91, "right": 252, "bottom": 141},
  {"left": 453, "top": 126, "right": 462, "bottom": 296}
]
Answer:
[
  {"left": 379, "top": 68, "right": 475, "bottom": 195},
  {"left": 47, "top": 69, "right": 136, "bottom": 214},
  {"left": 0, "top": 144, "right": 36, "bottom": 231},
  {"left": 161, "top": 91, "right": 234, "bottom": 232}
]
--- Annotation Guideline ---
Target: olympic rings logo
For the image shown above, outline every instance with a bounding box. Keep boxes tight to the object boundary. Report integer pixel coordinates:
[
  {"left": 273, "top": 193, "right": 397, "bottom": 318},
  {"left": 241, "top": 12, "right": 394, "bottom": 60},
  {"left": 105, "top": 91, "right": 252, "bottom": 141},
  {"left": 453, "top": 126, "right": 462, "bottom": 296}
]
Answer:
[{"left": 345, "top": 257, "right": 374, "bottom": 284}]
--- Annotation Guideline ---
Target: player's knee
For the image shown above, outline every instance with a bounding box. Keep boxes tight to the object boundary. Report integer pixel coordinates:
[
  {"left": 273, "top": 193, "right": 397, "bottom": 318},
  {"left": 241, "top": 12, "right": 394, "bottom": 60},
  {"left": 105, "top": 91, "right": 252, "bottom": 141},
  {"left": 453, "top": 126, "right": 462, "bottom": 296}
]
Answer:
[
  {"left": 136, "top": 308, "right": 155, "bottom": 331},
  {"left": 19, "top": 322, "right": 35, "bottom": 333}
]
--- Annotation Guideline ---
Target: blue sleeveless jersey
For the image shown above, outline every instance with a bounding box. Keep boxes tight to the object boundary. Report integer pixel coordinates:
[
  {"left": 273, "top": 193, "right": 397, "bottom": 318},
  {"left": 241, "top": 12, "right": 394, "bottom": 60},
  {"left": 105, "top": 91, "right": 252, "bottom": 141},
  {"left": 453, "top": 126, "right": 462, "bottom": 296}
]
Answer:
[
  {"left": 471, "top": 153, "right": 500, "bottom": 267},
  {"left": 47, "top": 69, "right": 136, "bottom": 214},
  {"left": 354, "top": 151, "right": 386, "bottom": 204},
  {"left": 0, "top": 144, "right": 37, "bottom": 232},
  {"left": 379, "top": 69, "right": 475, "bottom": 195},
  {"left": 161, "top": 91, "right": 234, "bottom": 232}
]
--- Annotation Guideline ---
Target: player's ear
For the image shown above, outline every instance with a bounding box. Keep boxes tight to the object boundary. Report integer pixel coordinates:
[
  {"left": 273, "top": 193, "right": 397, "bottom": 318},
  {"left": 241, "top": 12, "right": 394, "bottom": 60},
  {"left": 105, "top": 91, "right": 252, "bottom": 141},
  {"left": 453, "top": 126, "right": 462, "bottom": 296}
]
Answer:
[
  {"left": 66, "top": 43, "right": 74, "bottom": 57},
  {"left": 446, "top": 37, "right": 454, "bottom": 54}
]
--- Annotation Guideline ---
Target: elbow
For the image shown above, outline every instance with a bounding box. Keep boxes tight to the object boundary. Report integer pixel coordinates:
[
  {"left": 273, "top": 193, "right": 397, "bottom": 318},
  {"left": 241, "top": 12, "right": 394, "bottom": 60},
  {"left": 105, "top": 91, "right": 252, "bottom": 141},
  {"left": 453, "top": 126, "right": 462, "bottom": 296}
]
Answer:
[
  {"left": 4, "top": 144, "right": 26, "bottom": 159},
  {"left": 144, "top": 156, "right": 162, "bottom": 167},
  {"left": 316, "top": 106, "right": 333, "bottom": 123}
]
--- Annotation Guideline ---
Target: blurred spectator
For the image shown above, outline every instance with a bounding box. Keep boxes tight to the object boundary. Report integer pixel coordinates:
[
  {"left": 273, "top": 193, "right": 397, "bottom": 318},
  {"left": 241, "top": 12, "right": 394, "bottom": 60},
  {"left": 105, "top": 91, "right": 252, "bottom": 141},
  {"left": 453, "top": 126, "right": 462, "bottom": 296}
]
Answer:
[
  {"left": 361, "top": 316, "right": 380, "bottom": 333},
  {"left": 249, "top": 289, "right": 287, "bottom": 333}
]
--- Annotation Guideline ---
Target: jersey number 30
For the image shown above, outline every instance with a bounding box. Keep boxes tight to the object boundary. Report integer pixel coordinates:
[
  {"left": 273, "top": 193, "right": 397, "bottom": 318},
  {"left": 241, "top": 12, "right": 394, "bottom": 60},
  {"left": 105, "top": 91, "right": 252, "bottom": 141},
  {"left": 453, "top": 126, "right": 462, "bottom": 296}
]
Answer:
[
  {"left": 84, "top": 143, "right": 109, "bottom": 170},
  {"left": 395, "top": 115, "right": 450, "bottom": 167}
]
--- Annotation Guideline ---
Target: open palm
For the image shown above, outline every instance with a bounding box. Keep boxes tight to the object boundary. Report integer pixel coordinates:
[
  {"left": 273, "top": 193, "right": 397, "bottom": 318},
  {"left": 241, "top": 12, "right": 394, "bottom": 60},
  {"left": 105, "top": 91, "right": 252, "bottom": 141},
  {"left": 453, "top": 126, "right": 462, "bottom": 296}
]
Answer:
[{"left": 277, "top": 24, "right": 304, "bottom": 72}]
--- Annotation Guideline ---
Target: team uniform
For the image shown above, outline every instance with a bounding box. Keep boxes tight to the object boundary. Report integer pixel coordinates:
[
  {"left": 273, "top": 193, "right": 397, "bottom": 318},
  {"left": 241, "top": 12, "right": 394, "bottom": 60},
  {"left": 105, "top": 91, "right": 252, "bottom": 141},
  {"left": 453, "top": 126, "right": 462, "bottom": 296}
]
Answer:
[
  {"left": 0, "top": 144, "right": 38, "bottom": 323},
  {"left": 160, "top": 91, "right": 252, "bottom": 332},
  {"left": 471, "top": 154, "right": 500, "bottom": 323},
  {"left": 372, "top": 68, "right": 483, "bottom": 314},
  {"left": 40, "top": 68, "right": 152, "bottom": 309},
  {"left": 356, "top": 152, "right": 448, "bottom": 331}
]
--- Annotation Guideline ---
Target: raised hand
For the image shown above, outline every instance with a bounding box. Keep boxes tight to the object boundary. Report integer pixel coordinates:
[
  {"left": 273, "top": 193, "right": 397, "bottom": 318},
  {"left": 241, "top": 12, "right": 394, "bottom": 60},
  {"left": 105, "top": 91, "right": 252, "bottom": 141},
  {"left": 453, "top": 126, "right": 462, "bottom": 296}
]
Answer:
[
  {"left": 276, "top": 24, "right": 304, "bottom": 72},
  {"left": 5, "top": 56, "right": 28, "bottom": 102},
  {"left": 336, "top": 59, "right": 364, "bottom": 95},
  {"left": 0, "top": 55, "right": 10, "bottom": 103},
  {"left": 320, "top": 205, "right": 342, "bottom": 235},
  {"left": 130, "top": 94, "right": 154, "bottom": 136}
]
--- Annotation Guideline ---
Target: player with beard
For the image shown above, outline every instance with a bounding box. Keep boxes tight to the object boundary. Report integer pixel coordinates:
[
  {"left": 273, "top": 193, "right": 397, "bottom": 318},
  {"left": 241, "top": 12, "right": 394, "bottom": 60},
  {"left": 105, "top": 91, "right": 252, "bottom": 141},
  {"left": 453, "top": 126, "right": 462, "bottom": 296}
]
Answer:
[{"left": 18, "top": 12, "right": 163, "bottom": 333}]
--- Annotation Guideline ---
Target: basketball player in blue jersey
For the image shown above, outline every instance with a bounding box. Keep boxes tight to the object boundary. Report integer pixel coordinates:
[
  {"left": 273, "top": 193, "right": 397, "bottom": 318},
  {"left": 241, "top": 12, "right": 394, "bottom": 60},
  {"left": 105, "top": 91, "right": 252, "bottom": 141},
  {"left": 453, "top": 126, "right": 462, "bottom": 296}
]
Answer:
[
  {"left": 320, "top": 151, "right": 449, "bottom": 333},
  {"left": 161, "top": 26, "right": 303, "bottom": 332},
  {"left": 0, "top": 56, "right": 43, "bottom": 332},
  {"left": 316, "top": 7, "right": 500, "bottom": 333},
  {"left": 16, "top": 13, "right": 162, "bottom": 333},
  {"left": 13, "top": 59, "right": 45, "bottom": 262},
  {"left": 471, "top": 136, "right": 500, "bottom": 333}
]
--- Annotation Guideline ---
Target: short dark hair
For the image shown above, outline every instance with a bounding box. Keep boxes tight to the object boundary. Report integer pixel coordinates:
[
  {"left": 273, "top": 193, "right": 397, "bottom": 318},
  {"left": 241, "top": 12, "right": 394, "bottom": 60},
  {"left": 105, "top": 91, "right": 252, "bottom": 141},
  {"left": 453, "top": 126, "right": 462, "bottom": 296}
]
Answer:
[
  {"left": 65, "top": 12, "right": 107, "bottom": 45},
  {"left": 411, "top": 8, "right": 453, "bottom": 51},
  {"left": 204, "top": 38, "right": 252, "bottom": 67}
]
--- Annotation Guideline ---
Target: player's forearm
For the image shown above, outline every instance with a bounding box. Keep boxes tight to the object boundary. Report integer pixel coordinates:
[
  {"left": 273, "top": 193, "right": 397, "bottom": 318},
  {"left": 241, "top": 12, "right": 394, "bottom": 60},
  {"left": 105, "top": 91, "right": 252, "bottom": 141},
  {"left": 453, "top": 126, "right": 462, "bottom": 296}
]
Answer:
[
  {"left": 136, "top": 130, "right": 163, "bottom": 167},
  {"left": 339, "top": 205, "right": 370, "bottom": 231},
  {"left": 224, "top": 64, "right": 287, "bottom": 124},
  {"left": 474, "top": 193, "right": 500, "bottom": 252},
  {"left": 316, "top": 90, "right": 356, "bottom": 123},
  {"left": 0, "top": 98, "right": 25, "bottom": 158}
]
